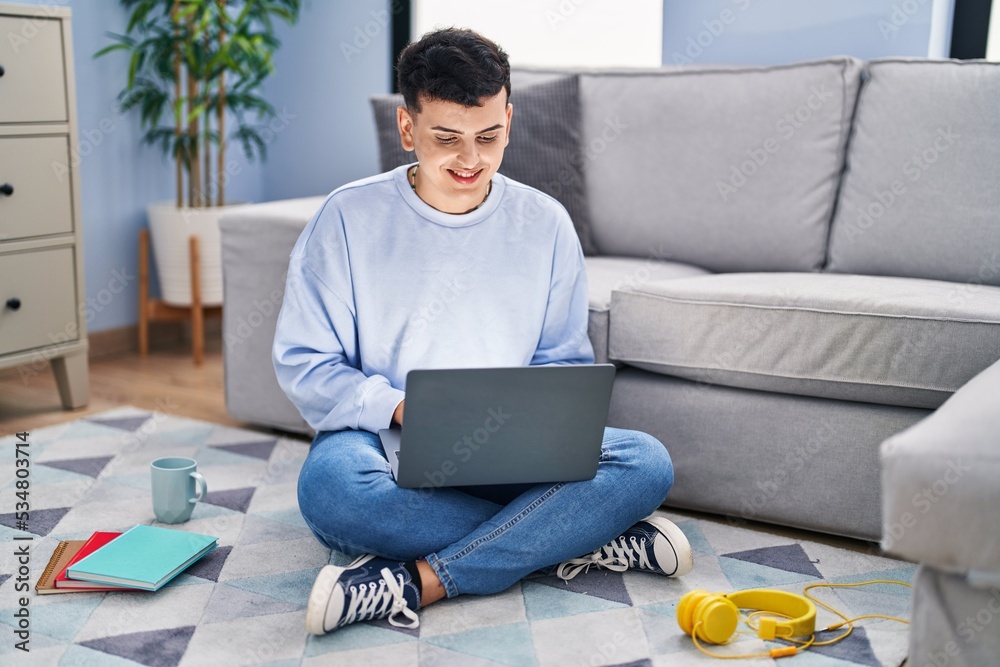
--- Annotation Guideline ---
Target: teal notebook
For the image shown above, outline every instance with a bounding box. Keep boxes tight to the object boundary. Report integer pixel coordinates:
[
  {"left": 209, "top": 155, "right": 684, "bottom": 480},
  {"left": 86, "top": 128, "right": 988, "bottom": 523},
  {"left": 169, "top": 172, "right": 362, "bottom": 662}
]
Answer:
[{"left": 67, "top": 524, "right": 218, "bottom": 591}]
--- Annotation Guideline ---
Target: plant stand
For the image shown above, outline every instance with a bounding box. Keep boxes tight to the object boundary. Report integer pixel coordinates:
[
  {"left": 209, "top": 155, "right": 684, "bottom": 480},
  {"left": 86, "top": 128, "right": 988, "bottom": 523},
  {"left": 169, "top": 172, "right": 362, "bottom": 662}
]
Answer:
[{"left": 138, "top": 228, "right": 222, "bottom": 366}]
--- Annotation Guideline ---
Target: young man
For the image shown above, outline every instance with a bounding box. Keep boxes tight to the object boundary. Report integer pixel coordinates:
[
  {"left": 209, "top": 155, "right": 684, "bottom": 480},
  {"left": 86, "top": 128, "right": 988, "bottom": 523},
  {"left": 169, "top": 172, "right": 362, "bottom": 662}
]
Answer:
[{"left": 272, "top": 27, "right": 692, "bottom": 636}]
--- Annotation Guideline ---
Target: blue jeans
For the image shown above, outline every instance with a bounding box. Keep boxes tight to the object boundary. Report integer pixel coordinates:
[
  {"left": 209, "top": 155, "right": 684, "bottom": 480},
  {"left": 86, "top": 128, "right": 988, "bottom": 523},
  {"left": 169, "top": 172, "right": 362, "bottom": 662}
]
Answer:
[{"left": 297, "top": 426, "right": 673, "bottom": 598}]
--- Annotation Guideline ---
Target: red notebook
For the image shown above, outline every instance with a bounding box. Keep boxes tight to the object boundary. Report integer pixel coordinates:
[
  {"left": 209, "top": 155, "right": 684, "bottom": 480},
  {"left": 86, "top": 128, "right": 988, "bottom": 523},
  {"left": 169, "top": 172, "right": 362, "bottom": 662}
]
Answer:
[{"left": 55, "top": 531, "right": 139, "bottom": 590}]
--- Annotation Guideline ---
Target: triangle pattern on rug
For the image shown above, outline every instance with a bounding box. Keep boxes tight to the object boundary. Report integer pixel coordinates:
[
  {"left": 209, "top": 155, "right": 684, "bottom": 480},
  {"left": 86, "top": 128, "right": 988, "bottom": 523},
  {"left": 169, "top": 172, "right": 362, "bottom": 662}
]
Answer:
[
  {"left": 237, "top": 515, "right": 313, "bottom": 546},
  {"left": 810, "top": 626, "right": 881, "bottom": 667},
  {"left": 425, "top": 621, "right": 536, "bottom": 667},
  {"left": 254, "top": 509, "right": 308, "bottom": 529},
  {"left": 522, "top": 579, "right": 629, "bottom": 622},
  {"left": 37, "top": 420, "right": 112, "bottom": 442},
  {"left": 79, "top": 625, "right": 196, "bottom": 667},
  {"left": 225, "top": 568, "right": 324, "bottom": 606},
  {"left": 182, "top": 545, "right": 233, "bottom": 583},
  {"left": 721, "top": 543, "right": 822, "bottom": 579},
  {"left": 719, "top": 555, "right": 820, "bottom": 591},
  {"left": 151, "top": 425, "right": 215, "bottom": 447},
  {"left": 829, "top": 566, "right": 917, "bottom": 594},
  {"left": 2, "top": 594, "right": 105, "bottom": 643},
  {"left": 370, "top": 614, "right": 421, "bottom": 639},
  {"left": 211, "top": 439, "right": 278, "bottom": 461},
  {"left": 201, "top": 582, "right": 304, "bottom": 625},
  {"left": 0, "top": 506, "right": 71, "bottom": 536},
  {"left": 303, "top": 622, "right": 413, "bottom": 657},
  {"left": 86, "top": 414, "right": 152, "bottom": 433},
  {"left": 58, "top": 645, "right": 146, "bottom": 667},
  {"left": 203, "top": 487, "right": 256, "bottom": 514},
  {"left": 39, "top": 455, "right": 114, "bottom": 478},
  {"left": 675, "top": 519, "right": 714, "bottom": 556},
  {"left": 532, "top": 569, "right": 632, "bottom": 606}
]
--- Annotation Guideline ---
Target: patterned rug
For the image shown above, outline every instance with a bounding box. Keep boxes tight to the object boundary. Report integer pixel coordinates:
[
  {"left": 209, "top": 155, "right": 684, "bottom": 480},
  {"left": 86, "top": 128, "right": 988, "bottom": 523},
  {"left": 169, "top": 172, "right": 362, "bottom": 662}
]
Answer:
[{"left": 1, "top": 407, "right": 915, "bottom": 666}]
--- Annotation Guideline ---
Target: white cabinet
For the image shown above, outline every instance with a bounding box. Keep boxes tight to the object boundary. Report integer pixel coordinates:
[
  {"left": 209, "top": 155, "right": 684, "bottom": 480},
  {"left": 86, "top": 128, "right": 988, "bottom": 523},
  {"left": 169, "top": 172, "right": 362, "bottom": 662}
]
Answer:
[{"left": 0, "top": 3, "right": 88, "bottom": 409}]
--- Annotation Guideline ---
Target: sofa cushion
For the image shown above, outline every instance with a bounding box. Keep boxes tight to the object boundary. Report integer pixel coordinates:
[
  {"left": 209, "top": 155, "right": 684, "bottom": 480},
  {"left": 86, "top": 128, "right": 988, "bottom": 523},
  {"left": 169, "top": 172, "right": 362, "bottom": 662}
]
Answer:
[
  {"left": 370, "top": 75, "right": 597, "bottom": 255},
  {"left": 585, "top": 256, "right": 710, "bottom": 365},
  {"left": 828, "top": 59, "right": 1000, "bottom": 285},
  {"left": 579, "top": 57, "right": 863, "bottom": 271},
  {"left": 609, "top": 272, "right": 1000, "bottom": 409},
  {"left": 881, "top": 358, "right": 1000, "bottom": 576}
]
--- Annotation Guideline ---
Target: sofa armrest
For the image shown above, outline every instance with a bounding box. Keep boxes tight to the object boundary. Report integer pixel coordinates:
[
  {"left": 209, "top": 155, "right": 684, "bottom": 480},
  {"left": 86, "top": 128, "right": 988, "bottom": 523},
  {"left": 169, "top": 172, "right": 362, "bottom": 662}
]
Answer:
[
  {"left": 219, "top": 196, "right": 327, "bottom": 436},
  {"left": 881, "top": 357, "right": 1000, "bottom": 580}
]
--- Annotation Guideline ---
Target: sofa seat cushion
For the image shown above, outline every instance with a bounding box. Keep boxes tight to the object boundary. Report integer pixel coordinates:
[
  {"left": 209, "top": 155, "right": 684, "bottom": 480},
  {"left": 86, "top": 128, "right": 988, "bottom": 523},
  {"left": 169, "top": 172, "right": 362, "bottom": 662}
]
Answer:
[
  {"left": 881, "top": 358, "right": 1000, "bottom": 577},
  {"left": 609, "top": 272, "right": 1000, "bottom": 409},
  {"left": 586, "top": 256, "right": 710, "bottom": 365}
]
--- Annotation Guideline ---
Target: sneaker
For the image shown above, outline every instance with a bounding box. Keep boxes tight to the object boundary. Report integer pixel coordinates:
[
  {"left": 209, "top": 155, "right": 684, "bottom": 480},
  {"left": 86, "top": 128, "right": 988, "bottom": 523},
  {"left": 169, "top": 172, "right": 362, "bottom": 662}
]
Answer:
[
  {"left": 305, "top": 554, "right": 421, "bottom": 635},
  {"left": 556, "top": 515, "right": 694, "bottom": 581}
]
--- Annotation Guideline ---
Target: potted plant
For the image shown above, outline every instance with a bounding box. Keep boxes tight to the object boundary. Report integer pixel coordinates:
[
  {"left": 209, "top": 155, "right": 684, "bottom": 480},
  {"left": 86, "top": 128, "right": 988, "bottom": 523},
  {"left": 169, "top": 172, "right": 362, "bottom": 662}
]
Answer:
[{"left": 96, "top": 0, "right": 301, "bottom": 306}]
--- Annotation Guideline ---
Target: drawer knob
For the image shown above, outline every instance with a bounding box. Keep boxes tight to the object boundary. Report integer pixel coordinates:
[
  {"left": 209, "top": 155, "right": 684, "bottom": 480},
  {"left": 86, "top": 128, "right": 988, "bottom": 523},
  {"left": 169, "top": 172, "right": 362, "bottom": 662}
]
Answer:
[
  {"left": 0, "top": 64, "right": 4, "bottom": 77},
  {"left": 0, "top": 183, "right": 12, "bottom": 196},
  {"left": 6, "top": 297, "right": 21, "bottom": 311}
]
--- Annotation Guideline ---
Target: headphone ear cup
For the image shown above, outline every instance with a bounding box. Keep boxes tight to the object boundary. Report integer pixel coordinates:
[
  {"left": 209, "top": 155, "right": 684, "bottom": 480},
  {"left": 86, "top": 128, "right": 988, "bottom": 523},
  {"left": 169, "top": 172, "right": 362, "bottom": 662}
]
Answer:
[
  {"left": 676, "top": 590, "right": 712, "bottom": 636},
  {"left": 693, "top": 595, "right": 740, "bottom": 645}
]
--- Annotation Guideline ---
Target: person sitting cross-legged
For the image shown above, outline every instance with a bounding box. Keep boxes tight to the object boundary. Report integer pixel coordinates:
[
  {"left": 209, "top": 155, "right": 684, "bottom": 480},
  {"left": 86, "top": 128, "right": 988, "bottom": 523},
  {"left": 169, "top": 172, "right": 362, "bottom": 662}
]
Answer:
[{"left": 271, "top": 27, "right": 693, "bottom": 637}]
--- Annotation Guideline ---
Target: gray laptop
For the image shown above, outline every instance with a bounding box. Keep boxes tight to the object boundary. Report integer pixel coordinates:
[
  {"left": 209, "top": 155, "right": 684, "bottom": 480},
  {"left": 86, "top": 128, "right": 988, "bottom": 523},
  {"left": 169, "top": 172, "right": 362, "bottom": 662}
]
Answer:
[{"left": 378, "top": 364, "right": 616, "bottom": 489}]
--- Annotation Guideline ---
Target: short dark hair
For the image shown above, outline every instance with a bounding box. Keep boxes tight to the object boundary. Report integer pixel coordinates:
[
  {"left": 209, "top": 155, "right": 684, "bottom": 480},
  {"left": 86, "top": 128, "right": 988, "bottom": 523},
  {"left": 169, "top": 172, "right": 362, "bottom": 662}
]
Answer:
[{"left": 396, "top": 27, "right": 511, "bottom": 114}]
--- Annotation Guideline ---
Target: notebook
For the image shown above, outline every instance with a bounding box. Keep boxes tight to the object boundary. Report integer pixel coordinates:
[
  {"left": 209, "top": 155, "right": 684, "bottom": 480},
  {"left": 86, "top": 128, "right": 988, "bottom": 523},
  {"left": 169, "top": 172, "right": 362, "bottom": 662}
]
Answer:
[
  {"left": 54, "top": 531, "right": 137, "bottom": 591},
  {"left": 67, "top": 524, "right": 218, "bottom": 591},
  {"left": 35, "top": 540, "right": 85, "bottom": 594}
]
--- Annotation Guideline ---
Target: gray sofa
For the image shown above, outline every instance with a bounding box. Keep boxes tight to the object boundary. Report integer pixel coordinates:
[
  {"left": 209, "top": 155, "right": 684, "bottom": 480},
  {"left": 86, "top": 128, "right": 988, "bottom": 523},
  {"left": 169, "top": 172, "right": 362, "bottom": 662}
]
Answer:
[{"left": 219, "top": 57, "right": 999, "bottom": 651}]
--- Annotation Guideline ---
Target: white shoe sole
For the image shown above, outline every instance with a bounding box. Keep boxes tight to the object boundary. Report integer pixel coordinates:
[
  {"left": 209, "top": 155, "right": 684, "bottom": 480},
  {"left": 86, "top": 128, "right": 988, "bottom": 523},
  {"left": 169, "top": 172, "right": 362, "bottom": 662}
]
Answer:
[
  {"left": 305, "top": 553, "right": 378, "bottom": 635},
  {"left": 644, "top": 516, "right": 694, "bottom": 577}
]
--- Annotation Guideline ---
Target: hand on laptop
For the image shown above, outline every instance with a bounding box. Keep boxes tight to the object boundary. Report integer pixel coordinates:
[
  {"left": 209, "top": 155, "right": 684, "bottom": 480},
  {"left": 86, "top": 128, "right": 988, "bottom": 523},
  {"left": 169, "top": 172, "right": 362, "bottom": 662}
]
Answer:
[{"left": 392, "top": 399, "right": 405, "bottom": 426}]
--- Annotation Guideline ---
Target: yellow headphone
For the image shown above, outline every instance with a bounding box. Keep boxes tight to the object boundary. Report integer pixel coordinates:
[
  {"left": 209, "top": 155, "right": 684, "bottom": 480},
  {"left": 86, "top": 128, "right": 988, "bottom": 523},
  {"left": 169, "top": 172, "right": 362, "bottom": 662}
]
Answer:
[
  {"left": 678, "top": 589, "right": 815, "bottom": 643},
  {"left": 676, "top": 581, "right": 912, "bottom": 660}
]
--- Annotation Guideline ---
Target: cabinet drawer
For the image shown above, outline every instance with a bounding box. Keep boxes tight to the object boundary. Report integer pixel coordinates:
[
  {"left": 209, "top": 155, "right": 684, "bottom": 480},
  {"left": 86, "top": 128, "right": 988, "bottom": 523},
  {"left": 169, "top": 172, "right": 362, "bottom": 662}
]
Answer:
[
  {"left": 0, "top": 246, "right": 78, "bottom": 356},
  {"left": 0, "top": 136, "right": 74, "bottom": 241},
  {"left": 0, "top": 15, "right": 68, "bottom": 123}
]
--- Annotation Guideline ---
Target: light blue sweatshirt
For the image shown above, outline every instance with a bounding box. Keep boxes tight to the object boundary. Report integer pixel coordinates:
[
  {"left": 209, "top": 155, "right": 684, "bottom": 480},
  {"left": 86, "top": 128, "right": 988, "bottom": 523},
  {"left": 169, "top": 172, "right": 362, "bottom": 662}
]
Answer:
[{"left": 272, "top": 163, "right": 595, "bottom": 434}]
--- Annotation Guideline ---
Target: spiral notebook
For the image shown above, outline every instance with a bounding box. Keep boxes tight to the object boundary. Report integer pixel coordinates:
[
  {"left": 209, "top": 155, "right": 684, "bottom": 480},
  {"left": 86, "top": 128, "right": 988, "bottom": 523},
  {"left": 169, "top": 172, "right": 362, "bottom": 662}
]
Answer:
[{"left": 35, "top": 539, "right": 85, "bottom": 595}]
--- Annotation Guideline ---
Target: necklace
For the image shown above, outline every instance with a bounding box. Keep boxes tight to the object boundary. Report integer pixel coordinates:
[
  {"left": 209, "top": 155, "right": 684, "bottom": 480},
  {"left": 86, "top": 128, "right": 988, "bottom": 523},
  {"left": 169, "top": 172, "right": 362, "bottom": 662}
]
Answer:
[{"left": 409, "top": 164, "right": 492, "bottom": 212}]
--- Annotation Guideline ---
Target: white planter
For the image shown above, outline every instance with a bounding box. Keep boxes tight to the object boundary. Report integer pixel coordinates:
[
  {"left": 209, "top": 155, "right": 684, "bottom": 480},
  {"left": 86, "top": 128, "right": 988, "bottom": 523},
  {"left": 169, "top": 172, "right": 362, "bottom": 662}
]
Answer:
[{"left": 146, "top": 200, "right": 250, "bottom": 307}]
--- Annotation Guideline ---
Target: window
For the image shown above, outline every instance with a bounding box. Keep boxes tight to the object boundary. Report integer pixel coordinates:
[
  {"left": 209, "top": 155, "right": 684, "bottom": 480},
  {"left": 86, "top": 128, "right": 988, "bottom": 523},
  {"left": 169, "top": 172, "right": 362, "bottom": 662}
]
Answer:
[
  {"left": 410, "top": 0, "right": 663, "bottom": 68},
  {"left": 988, "top": 0, "right": 1000, "bottom": 59}
]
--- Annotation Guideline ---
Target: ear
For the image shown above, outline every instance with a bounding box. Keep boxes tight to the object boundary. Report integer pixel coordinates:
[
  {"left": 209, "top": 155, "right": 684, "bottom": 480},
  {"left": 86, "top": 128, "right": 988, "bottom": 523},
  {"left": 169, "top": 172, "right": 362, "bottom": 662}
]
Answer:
[
  {"left": 398, "top": 105, "right": 415, "bottom": 152},
  {"left": 504, "top": 103, "right": 513, "bottom": 148}
]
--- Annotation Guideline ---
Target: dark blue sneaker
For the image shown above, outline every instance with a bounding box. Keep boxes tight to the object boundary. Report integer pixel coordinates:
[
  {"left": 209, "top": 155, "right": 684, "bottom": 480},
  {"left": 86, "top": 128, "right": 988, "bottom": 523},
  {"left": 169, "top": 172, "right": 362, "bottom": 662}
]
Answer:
[
  {"left": 306, "top": 554, "right": 421, "bottom": 635},
  {"left": 557, "top": 515, "right": 694, "bottom": 580}
]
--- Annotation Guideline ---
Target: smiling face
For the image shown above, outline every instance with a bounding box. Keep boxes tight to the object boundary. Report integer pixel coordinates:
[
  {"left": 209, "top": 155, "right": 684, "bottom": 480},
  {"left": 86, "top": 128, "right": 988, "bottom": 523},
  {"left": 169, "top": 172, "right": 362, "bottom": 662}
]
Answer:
[{"left": 397, "top": 91, "right": 512, "bottom": 214}]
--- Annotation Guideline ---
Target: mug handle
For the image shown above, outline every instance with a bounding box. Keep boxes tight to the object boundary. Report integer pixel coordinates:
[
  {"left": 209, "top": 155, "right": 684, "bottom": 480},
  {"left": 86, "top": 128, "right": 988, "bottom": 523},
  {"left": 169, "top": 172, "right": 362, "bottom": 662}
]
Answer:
[{"left": 189, "top": 471, "right": 207, "bottom": 504}]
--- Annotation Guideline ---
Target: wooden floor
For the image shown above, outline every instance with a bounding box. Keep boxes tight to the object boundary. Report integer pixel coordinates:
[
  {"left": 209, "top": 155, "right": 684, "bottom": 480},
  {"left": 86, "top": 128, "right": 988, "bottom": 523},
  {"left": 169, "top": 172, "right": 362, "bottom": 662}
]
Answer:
[{"left": 0, "top": 333, "right": 267, "bottom": 436}]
